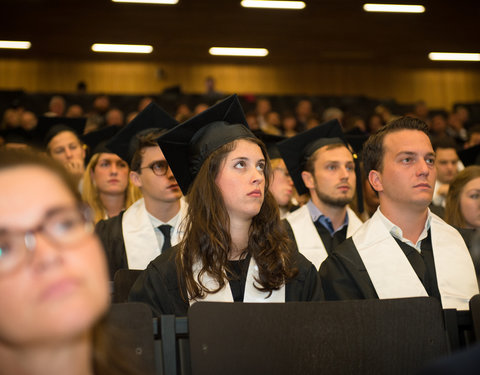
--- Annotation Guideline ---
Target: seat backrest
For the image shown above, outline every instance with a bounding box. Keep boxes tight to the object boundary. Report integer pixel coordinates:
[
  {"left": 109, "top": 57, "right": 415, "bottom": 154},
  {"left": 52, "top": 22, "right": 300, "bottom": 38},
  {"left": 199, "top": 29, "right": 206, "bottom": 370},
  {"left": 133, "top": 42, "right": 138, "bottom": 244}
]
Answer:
[
  {"left": 106, "top": 302, "right": 156, "bottom": 375},
  {"left": 188, "top": 297, "right": 449, "bottom": 375},
  {"left": 470, "top": 294, "right": 480, "bottom": 340},
  {"left": 112, "top": 268, "right": 143, "bottom": 303}
]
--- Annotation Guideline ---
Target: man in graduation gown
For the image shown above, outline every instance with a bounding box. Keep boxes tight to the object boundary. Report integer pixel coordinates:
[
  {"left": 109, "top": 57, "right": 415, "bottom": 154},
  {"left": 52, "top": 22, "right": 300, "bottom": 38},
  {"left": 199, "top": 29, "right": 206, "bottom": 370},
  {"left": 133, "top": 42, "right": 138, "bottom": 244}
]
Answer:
[
  {"left": 95, "top": 103, "right": 188, "bottom": 279},
  {"left": 277, "top": 120, "right": 363, "bottom": 270},
  {"left": 319, "top": 116, "right": 478, "bottom": 310}
]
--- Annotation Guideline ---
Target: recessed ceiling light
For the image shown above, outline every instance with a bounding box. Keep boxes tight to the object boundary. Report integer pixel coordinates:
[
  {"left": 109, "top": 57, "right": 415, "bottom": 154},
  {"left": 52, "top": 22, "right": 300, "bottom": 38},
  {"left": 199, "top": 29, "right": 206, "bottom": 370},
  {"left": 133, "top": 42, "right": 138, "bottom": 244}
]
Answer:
[
  {"left": 363, "top": 3, "right": 425, "bottom": 13},
  {"left": 241, "top": 1, "right": 305, "bottom": 10},
  {"left": 428, "top": 52, "right": 480, "bottom": 62},
  {"left": 112, "top": 0, "right": 178, "bottom": 4},
  {"left": 0, "top": 40, "right": 31, "bottom": 49},
  {"left": 91, "top": 43, "right": 153, "bottom": 53},
  {"left": 209, "top": 47, "right": 269, "bottom": 57}
]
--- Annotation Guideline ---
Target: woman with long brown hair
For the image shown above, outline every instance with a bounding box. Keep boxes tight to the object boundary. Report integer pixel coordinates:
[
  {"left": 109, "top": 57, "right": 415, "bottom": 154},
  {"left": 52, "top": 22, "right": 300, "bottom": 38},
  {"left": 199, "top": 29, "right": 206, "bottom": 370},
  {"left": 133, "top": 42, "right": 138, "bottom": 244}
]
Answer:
[{"left": 129, "top": 95, "right": 321, "bottom": 316}]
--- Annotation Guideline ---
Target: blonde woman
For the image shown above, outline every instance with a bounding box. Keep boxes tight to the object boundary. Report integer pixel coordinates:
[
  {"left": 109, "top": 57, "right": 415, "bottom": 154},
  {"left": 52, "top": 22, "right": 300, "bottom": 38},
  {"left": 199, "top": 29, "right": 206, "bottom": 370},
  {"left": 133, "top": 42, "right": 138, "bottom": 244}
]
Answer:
[{"left": 82, "top": 127, "right": 141, "bottom": 223}]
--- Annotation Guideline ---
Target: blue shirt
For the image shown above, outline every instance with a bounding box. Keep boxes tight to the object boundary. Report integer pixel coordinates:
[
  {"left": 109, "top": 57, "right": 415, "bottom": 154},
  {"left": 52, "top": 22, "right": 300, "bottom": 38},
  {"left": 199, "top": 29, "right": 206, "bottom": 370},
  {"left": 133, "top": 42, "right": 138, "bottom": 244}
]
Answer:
[{"left": 306, "top": 199, "right": 349, "bottom": 236}]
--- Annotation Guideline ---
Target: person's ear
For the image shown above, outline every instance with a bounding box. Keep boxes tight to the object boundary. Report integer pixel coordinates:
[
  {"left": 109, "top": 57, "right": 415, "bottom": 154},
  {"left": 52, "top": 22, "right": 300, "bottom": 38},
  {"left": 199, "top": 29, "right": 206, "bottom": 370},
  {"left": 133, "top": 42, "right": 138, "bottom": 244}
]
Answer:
[
  {"left": 301, "top": 171, "right": 315, "bottom": 190},
  {"left": 368, "top": 170, "right": 383, "bottom": 193},
  {"left": 130, "top": 170, "right": 142, "bottom": 188}
]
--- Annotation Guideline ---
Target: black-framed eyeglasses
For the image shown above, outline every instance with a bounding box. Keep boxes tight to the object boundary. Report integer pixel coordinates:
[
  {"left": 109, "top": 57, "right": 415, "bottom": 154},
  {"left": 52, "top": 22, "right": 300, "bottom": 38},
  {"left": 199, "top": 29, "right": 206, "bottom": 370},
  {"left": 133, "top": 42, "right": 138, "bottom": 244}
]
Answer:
[
  {"left": 0, "top": 204, "right": 94, "bottom": 275},
  {"left": 139, "top": 160, "right": 169, "bottom": 176}
]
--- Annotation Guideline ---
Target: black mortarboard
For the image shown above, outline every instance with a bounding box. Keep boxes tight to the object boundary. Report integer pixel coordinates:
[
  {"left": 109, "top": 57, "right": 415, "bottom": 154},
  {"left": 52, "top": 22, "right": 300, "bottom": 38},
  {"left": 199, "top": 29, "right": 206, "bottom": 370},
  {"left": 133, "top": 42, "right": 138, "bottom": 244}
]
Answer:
[
  {"left": 278, "top": 119, "right": 364, "bottom": 212},
  {"left": 157, "top": 94, "right": 255, "bottom": 195},
  {"left": 106, "top": 102, "right": 177, "bottom": 166},
  {"left": 344, "top": 128, "right": 369, "bottom": 159},
  {"left": 34, "top": 116, "right": 87, "bottom": 149},
  {"left": 277, "top": 119, "right": 346, "bottom": 195},
  {"left": 81, "top": 125, "right": 122, "bottom": 162},
  {"left": 252, "top": 130, "right": 285, "bottom": 159},
  {"left": 458, "top": 145, "right": 480, "bottom": 167},
  {"left": 0, "top": 127, "right": 32, "bottom": 146}
]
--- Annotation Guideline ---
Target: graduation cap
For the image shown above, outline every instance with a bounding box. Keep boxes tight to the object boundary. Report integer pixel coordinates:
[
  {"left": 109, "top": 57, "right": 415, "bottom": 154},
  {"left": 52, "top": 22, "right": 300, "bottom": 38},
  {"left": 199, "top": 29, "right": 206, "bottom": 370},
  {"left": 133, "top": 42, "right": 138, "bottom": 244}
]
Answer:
[
  {"left": 277, "top": 119, "right": 346, "bottom": 196},
  {"left": 252, "top": 130, "right": 285, "bottom": 159},
  {"left": 34, "top": 116, "right": 87, "bottom": 149},
  {"left": 157, "top": 94, "right": 255, "bottom": 195},
  {"left": 0, "top": 127, "right": 32, "bottom": 147},
  {"left": 278, "top": 119, "right": 364, "bottom": 213},
  {"left": 81, "top": 125, "right": 123, "bottom": 163},
  {"left": 106, "top": 102, "right": 177, "bottom": 166},
  {"left": 344, "top": 128, "right": 369, "bottom": 159},
  {"left": 458, "top": 144, "right": 480, "bottom": 167}
]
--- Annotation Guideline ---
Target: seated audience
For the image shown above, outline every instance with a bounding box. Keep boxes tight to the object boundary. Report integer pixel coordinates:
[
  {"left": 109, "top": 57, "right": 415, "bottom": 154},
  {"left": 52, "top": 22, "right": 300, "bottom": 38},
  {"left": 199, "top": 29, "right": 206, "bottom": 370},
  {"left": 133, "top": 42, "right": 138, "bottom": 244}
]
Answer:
[
  {"left": 432, "top": 137, "right": 460, "bottom": 208},
  {"left": 45, "top": 95, "right": 66, "bottom": 117},
  {"left": 0, "top": 148, "right": 134, "bottom": 375},
  {"left": 465, "top": 124, "right": 480, "bottom": 148},
  {"left": 105, "top": 108, "right": 124, "bottom": 127},
  {"left": 320, "top": 117, "right": 478, "bottom": 310},
  {"left": 256, "top": 132, "right": 298, "bottom": 218},
  {"left": 429, "top": 112, "right": 449, "bottom": 139},
  {"left": 281, "top": 111, "right": 298, "bottom": 137},
  {"left": 95, "top": 103, "right": 185, "bottom": 280},
  {"left": 81, "top": 126, "right": 141, "bottom": 223},
  {"left": 129, "top": 95, "right": 322, "bottom": 316},
  {"left": 36, "top": 116, "right": 87, "bottom": 187},
  {"left": 366, "top": 113, "right": 385, "bottom": 134},
  {"left": 66, "top": 104, "right": 84, "bottom": 118},
  {"left": 445, "top": 165, "right": 480, "bottom": 230},
  {"left": 277, "top": 120, "right": 363, "bottom": 270}
]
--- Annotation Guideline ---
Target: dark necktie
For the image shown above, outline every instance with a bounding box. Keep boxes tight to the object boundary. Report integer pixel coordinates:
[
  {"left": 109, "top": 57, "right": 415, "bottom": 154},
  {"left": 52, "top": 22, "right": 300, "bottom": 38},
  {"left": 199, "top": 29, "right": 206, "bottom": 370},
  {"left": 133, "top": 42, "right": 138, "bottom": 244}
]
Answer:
[{"left": 158, "top": 224, "right": 172, "bottom": 253}]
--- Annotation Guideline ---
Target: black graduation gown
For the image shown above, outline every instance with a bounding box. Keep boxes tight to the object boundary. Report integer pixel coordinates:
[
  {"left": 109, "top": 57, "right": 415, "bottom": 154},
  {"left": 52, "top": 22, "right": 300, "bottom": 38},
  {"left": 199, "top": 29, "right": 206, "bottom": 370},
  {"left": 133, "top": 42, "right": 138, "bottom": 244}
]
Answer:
[
  {"left": 319, "top": 230, "right": 476, "bottom": 301},
  {"left": 128, "top": 246, "right": 324, "bottom": 317},
  {"left": 319, "top": 237, "right": 378, "bottom": 300},
  {"left": 95, "top": 212, "right": 128, "bottom": 280}
]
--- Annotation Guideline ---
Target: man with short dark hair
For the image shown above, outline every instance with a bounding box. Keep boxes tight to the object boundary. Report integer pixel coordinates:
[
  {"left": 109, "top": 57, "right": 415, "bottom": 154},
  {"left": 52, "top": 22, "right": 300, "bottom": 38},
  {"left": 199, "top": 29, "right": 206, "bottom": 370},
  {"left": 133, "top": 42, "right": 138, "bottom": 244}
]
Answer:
[
  {"left": 320, "top": 117, "right": 478, "bottom": 310},
  {"left": 432, "top": 138, "right": 460, "bottom": 208},
  {"left": 278, "top": 120, "right": 363, "bottom": 270},
  {"left": 95, "top": 103, "right": 186, "bottom": 279}
]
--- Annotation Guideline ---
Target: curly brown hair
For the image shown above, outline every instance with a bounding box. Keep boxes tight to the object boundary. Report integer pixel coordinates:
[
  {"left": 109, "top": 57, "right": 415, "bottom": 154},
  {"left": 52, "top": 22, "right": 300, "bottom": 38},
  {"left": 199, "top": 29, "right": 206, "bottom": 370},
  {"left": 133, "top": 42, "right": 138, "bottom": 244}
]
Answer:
[{"left": 177, "top": 138, "right": 297, "bottom": 300}]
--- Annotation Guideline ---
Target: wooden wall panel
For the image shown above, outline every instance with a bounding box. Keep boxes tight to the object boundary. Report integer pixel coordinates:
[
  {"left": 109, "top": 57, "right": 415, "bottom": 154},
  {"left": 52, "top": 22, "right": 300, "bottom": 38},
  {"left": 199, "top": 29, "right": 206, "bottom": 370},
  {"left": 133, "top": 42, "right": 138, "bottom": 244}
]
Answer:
[{"left": 1, "top": 59, "right": 480, "bottom": 110}]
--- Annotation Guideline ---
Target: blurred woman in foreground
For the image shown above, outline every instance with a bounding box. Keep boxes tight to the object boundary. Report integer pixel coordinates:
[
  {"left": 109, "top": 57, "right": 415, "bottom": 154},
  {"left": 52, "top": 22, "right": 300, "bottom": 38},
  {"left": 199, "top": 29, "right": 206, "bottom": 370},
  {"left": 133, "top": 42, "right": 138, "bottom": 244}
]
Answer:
[{"left": 0, "top": 149, "right": 134, "bottom": 375}]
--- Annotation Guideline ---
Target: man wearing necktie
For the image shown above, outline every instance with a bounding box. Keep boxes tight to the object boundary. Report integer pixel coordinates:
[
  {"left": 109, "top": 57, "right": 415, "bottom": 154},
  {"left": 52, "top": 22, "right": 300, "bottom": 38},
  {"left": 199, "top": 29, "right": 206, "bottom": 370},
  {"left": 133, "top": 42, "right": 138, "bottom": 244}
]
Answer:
[{"left": 95, "top": 103, "right": 187, "bottom": 279}]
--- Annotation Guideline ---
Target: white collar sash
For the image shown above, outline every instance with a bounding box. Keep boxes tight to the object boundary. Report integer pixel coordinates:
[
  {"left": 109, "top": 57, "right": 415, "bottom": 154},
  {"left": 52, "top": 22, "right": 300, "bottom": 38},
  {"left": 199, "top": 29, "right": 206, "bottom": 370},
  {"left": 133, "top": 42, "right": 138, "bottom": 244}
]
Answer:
[
  {"left": 353, "top": 210, "right": 478, "bottom": 310},
  {"left": 286, "top": 205, "right": 362, "bottom": 269},
  {"left": 189, "top": 257, "right": 285, "bottom": 305},
  {"left": 123, "top": 198, "right": 161, "bottom": 270}
]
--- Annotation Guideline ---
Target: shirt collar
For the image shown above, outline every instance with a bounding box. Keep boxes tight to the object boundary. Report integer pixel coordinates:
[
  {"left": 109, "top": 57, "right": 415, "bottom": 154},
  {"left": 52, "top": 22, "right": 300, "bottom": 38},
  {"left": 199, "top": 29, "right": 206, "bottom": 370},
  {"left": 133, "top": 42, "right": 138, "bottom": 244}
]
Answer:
[
  {"left": 377, "top": 207, "right": 432, "bottom": 251},
  {"left": 148, "top": 208, "right": 181, "bottom": 229},
  {"left": 306, "top": 199, "right": 349, "bottom": 236}
]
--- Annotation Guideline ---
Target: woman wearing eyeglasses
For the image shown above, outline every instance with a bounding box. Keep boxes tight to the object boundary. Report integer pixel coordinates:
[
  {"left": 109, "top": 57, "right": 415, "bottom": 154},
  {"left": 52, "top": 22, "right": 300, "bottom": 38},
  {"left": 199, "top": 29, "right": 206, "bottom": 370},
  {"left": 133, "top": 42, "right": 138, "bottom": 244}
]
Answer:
[
  {"left": 129, "top": 95, "right": 322, "bottom": 317},
  {"left": 95, "top": 103, "right": 187, "bottom": 280},
  {"left": 0, "top": 148, "right": 134, "bottom": 375}
]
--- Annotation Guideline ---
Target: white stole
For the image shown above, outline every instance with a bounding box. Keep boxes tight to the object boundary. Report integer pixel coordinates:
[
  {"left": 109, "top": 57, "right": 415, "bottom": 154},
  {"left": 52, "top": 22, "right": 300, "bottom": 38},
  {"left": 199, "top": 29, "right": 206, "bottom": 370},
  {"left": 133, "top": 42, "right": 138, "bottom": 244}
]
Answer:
[
  {"left": 353, "top": 210, "right": 479, "bottom": 310},
  {"left": 286, "top": 205, "right": 363, "bottom": 269},
  {"left": 123, "top": 198, "right": 161, "bottom": 270},
  {"left": 189, "top": 257, "right": 285, "bottom": 305}
]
